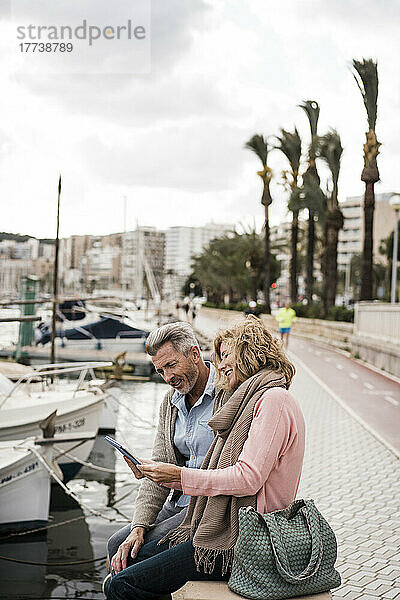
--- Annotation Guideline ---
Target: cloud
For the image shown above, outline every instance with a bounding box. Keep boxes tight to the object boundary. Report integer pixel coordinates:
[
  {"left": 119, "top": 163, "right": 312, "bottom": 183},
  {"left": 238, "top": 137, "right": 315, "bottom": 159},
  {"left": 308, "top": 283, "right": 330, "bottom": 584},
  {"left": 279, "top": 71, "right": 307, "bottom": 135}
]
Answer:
[
  {"left": 0, "top": 0, "right": 399, "bottom": 239},
  {"left": 79, "top": 119, "right": 251, "bottom": 192}
]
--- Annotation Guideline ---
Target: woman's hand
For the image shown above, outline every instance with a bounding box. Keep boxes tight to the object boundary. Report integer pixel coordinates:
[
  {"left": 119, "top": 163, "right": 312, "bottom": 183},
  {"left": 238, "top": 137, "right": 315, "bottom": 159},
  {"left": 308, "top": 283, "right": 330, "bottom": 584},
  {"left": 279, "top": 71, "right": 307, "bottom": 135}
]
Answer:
[
  {"left": 123, "top": 456, "right": 146, "bottom": 479},
  {"left": 138, "top": 461, "right": 182, "bottom": 484}
]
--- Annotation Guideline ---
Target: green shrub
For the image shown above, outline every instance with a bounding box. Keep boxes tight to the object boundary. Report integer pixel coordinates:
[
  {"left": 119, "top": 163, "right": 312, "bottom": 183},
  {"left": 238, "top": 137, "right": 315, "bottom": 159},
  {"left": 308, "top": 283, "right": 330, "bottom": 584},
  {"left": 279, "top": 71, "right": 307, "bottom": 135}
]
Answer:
[
  {"left": 202, "top": 301, "right": 353, "bottom": 322},
  {"left": 327, "top": 305, "right": 354, "bottom": 323},
  {"left": 289, "top": 302, "right": 309, "bottom": 318},
  {"left": 308, "top": 303, "right": 323, "bottom": 319},
  {"left": 202, "top": 301, "right": 268, "bottom": 315}
]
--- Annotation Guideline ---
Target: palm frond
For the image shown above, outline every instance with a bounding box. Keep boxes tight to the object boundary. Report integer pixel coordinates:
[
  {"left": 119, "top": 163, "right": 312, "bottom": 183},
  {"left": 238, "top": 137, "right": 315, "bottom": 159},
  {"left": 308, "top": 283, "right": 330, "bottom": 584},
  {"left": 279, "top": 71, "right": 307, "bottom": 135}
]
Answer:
[
  {"left": 352, "top": 58, "right": 378, "bottom": 130},
  {"left": 245, "top": 134, "right": 268, "bottom": 166},
  {"left": 318, "top": 129, "right": 343, "bottom": 185},
  {"left": 298, "top": 100, "right": 320, "bottom": 136},
  {"left": 291, "top": 176, "right": 326, "bottom": 218},
  {"left": 274, "top": 127, "right": 302, "bottom": 176}
]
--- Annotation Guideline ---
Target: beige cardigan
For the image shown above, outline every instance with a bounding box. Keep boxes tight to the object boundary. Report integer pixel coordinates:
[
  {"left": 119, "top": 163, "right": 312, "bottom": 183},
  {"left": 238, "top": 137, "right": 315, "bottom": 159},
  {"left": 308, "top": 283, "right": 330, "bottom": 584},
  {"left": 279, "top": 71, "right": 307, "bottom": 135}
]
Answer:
[{"left": 131, "top": 388, "right": 186, "bottom": 530}]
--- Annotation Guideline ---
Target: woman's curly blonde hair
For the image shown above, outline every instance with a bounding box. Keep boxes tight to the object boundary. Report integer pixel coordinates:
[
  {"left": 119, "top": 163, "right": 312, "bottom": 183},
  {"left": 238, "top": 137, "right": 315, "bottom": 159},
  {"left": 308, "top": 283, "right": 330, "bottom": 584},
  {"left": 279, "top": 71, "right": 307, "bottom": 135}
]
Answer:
[{"left": 213, "top": 315, "right": 295, "bottom": 390}]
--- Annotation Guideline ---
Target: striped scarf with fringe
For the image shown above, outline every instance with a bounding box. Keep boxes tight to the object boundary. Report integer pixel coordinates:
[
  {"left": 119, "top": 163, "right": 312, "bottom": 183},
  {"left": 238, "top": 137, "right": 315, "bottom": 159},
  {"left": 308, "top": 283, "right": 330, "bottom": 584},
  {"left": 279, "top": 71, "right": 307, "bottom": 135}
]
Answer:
[{"left": 161, "top": 368, "right": 288, "bottom": 575}]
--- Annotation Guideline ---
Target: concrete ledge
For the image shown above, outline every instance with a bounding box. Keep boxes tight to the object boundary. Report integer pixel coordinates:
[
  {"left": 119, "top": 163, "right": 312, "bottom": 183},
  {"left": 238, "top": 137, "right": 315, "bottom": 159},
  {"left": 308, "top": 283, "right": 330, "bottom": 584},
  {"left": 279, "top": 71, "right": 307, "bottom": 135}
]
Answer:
[
  {"left": 172, "top": 581, "right": 332, "bottom": 600},
  {"left": 200, "top": 307, "right": 353, "bottom": 351},
  {"left": 351, "top": 333, "right": 400, "bottom": 378}
]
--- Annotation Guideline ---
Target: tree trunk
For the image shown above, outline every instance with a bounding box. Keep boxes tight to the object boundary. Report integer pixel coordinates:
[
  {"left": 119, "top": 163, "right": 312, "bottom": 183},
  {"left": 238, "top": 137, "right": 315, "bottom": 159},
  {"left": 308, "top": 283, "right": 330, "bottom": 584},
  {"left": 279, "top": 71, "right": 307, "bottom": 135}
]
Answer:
[
  {"left": 290, "top": 210, "right": 299, "bottom": 304},
  {"left": 305, "top": 209, "right": 315, "bottom": 304},
  {"left": 252, "top": 272, "right": 258, "bottom": 303},
  {"left": 360, "top": 130, "right": 380, "bottom": 301},
  {"left": 303, "top": 159, "right": 319, "bottom": 305},
  {"left": 360, "top": 181, "right": 375, "bottom": 300},
  {"left": 263, "top": 204, "right": 271, "bottom": 313},
  {"left": 324, "top": 208, "right": 344, "bottom": 316}
]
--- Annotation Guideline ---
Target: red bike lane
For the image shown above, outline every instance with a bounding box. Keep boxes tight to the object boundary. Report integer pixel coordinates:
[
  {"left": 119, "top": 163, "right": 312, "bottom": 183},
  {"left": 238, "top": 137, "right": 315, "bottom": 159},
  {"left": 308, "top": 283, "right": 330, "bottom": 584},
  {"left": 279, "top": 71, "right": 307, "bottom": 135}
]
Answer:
[{"left": 289, "top": 336, "right": 400, "bottom": 455}]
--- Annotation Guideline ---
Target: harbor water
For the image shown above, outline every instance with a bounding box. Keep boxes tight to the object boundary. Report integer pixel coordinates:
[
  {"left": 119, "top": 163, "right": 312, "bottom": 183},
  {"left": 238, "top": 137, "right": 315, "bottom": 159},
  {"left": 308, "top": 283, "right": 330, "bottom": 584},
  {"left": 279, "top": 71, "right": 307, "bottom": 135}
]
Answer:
[{"left": 0, "top": 379, "right": 168, "bottom": 599}]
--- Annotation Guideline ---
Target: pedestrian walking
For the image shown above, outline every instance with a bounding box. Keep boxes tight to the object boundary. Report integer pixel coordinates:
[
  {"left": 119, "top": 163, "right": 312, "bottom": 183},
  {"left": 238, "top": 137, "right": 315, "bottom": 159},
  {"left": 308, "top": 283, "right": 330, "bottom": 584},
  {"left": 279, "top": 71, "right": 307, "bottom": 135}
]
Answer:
[
  {"left": 191, "top": 304, "right": 197, "bottom": 324},
  {"left": 182, "top": 297, "right": 190, "bottom": 321},
  {"left": 275, "top": 301, "right": 297, "bottom": 348}
]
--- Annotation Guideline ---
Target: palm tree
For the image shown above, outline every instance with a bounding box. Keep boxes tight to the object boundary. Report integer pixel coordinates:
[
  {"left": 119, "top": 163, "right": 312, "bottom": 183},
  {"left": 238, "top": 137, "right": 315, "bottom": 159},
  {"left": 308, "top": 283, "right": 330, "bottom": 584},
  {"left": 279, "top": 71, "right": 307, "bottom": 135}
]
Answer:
[
  {"left": 245, "top": 134, "right": 272, "bottom": 313},
  {"left": 352, "top": 58, "right": 380, "bottom": 300},
  {"left": 298, "top": 100, "right": 325, "bottom": 304},
  {"left": 275, "top": 127, "right": 302, "bottom": 303},
  {"left": 318, "top": 130, "right": 344, "bottom": 315}
]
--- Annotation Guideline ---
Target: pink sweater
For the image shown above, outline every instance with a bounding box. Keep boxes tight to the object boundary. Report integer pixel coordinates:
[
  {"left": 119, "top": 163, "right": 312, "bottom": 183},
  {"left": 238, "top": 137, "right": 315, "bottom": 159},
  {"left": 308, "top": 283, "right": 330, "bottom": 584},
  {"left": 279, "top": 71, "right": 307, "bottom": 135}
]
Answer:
[{"left": 168, "top": 387, "right": 305, "bottom": 514}]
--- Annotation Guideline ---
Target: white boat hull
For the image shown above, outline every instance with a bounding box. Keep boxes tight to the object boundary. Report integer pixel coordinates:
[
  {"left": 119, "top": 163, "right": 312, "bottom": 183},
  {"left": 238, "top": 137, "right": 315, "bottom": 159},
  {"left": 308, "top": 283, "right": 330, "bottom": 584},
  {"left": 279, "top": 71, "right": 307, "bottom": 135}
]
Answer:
[
  {"left": 0, "top": 444, "right": 52, "bottom": 529},
  {"left": 0, "top": 396, "right": 104, "bottom": 479}
]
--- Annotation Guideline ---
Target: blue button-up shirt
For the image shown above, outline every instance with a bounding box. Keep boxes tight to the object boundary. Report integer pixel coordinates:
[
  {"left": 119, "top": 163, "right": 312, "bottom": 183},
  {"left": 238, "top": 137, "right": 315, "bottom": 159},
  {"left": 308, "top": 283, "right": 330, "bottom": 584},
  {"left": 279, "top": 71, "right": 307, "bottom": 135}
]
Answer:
[{"left": 171, "top": 362, "right": 216, "bottom": 507}]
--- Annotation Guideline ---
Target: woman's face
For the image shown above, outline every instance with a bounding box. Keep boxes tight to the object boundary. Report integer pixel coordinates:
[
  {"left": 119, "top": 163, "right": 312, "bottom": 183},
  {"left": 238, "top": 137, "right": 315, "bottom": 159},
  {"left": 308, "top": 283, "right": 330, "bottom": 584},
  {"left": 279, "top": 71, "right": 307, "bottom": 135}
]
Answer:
[{"left": 218, "top": 341, "right": 238, "bottom": 390}]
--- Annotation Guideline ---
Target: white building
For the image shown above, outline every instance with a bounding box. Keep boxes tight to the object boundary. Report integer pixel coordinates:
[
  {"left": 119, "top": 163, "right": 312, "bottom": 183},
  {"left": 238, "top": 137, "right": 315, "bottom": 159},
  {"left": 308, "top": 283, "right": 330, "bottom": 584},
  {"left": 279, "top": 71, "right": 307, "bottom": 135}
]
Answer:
[
  {"left": 0, "top": 257, "right": 33, "bottom": 295},
  {"left": 38, "top": 241, "right": 55, "bottom": 260},
  {"left": 121, "top": 227, "right": 165, "bottom": 302},
  {"left": 0, "top": 237, "right": 39, "bottom": 260},
  {"left": 269, "top": 221, "right": 309, "bottom": 302},
  {"left": 84, "top": 243, "right": 121, "bottom": 289},
  {"left": 338, "top": 193, "right": 395, "bottom": 268},
  {"left": 164, "top": 223, "right": 232, "bottom": 296}
]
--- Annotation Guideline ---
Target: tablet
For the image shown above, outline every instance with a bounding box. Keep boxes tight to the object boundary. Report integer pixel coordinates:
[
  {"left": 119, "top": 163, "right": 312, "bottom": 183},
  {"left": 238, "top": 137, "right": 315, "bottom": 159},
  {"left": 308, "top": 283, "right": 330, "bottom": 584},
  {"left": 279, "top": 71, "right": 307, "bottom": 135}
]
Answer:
[{"left": 104, "top": 436, "right": 141, "bottom": 465}]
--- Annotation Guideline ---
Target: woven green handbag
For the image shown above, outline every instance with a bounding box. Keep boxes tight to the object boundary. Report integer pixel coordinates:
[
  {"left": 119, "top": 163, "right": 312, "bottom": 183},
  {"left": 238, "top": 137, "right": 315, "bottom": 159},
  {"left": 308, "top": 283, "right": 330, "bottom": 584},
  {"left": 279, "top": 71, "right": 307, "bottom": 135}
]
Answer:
[{"left": 228, "top": 499, "right": 341, "bottom": 599}]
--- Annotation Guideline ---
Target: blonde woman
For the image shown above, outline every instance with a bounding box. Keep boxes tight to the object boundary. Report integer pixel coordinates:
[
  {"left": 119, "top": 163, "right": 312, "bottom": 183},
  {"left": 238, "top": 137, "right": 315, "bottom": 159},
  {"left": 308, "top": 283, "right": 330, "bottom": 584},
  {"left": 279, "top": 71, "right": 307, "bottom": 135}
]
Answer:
[{"left": 104, "top": 316, "right": 305, "bottom": 600}]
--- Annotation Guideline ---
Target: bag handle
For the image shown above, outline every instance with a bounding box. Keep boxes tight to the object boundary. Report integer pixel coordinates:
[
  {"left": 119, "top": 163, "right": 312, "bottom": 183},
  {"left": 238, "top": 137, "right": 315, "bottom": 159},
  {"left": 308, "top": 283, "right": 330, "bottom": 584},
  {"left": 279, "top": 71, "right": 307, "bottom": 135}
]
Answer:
[{"left": 256, "top": 500, "right": 324, "bottom": 584}]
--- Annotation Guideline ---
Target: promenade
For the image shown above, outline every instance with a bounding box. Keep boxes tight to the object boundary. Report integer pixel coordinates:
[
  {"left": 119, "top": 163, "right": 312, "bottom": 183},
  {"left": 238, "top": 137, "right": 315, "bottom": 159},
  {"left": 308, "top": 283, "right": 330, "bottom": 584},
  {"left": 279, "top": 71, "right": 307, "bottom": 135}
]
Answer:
[{"left": 195, "top": 310, "right": 400, "bottom": 600}]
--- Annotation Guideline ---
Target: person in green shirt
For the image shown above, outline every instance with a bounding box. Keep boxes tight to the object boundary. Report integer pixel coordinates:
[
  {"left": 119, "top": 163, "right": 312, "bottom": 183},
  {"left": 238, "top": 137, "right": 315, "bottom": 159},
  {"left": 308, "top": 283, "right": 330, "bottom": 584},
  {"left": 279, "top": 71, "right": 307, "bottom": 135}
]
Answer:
[{"left": 275, "top": 301, "right": 297, "bottom": 348}]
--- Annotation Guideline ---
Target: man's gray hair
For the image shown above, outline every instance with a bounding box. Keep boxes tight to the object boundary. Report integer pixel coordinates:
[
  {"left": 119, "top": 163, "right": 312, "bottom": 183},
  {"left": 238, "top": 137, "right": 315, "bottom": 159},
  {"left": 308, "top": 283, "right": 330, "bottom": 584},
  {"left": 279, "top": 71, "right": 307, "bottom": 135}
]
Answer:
[{"left": 146, "top": 321, "right": 200, "bottom": 356}]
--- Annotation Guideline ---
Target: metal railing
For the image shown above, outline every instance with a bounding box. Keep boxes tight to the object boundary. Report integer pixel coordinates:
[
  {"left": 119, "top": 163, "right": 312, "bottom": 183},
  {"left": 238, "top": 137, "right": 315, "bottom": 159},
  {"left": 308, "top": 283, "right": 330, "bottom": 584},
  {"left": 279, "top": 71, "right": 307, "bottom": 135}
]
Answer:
[{"left": 0, "top": 361, "right": 112, "bottom": 408}]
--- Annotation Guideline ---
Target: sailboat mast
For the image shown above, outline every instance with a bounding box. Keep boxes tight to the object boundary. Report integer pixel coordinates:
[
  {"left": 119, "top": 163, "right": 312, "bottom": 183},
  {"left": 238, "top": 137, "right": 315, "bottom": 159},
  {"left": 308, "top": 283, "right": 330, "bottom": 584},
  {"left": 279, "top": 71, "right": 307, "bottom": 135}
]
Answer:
[
  {"left": 122, "top": 195, "right": 127, "bottom": 306},
  {"left": 50, "top": 175, "right": 61, "bottom": 365}
]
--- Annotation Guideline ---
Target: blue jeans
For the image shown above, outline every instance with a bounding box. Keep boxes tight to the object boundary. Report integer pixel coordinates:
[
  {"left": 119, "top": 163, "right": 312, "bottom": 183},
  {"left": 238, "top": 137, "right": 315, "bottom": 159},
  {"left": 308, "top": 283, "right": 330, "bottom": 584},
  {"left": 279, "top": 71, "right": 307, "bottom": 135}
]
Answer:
[
  {"left": 107, "top": 501, "right": 186, "bottom": 563},
  {"left": 104, "top": 537, "right": 229, "bottom": 600}
]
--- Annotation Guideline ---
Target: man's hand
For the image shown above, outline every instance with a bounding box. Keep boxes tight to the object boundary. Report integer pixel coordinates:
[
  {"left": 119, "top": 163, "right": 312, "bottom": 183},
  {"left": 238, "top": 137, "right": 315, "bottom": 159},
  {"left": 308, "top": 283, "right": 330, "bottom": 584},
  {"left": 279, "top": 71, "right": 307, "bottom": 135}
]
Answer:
[
  {"left": 138, "top": 461, "right": 182, "bottom": 484},
  {"left": 111, "top": 526, "right": 146, "bottom": 573}
]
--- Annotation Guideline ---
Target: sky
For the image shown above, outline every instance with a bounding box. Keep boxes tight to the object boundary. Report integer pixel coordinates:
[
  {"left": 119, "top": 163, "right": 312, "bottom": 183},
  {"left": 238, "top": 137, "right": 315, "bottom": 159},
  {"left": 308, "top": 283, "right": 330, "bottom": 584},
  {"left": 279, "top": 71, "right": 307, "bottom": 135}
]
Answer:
[{"left": 1, "top": 0, "right": 399, "bottom": 239}]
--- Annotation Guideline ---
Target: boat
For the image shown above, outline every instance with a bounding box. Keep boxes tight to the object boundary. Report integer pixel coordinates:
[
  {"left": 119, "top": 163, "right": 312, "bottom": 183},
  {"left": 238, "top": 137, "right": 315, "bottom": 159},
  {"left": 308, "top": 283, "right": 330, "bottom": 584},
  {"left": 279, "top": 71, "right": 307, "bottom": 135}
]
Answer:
[
  {"left": 35, "top": 301, "right": 150, "bottom": 353},
  {"left": 0, "top": 366, "right": 108, "bottom": 480},
  {"left": 0, "top": 361, "right": 120, "bottom": 432},
  {"left": 0, "top": 439, "right": 53, "bottom": 532},
  {"left": 0, "top": 399, "right": 102, "bottom": 481}
]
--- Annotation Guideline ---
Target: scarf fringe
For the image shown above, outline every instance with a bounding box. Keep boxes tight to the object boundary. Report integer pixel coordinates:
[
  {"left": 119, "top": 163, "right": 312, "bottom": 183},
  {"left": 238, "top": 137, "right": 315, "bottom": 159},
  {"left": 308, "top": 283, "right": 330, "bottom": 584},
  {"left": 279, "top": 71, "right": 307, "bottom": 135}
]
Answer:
[
  {"left": 194, "top": 546, "right": 234, "bottom": 576},
  {"left": 158, "top": 526, "right": 190, "bottom": 548}
]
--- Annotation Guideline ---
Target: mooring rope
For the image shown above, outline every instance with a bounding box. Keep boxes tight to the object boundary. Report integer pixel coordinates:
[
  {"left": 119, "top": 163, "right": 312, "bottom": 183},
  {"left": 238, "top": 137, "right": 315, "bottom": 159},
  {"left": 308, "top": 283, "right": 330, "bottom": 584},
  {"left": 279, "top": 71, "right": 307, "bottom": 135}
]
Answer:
[
  {"left": 28, "top": 445, "right": 130, "bottom": 523},
  {"left": 0, "top": 553, "right": 107, "bottom": 566},
  {"left": 0, "top": 515, "right": 87, "bottom": 541},
  {"left": 52, "top": 446, "right": 118, "bottom": 473}
]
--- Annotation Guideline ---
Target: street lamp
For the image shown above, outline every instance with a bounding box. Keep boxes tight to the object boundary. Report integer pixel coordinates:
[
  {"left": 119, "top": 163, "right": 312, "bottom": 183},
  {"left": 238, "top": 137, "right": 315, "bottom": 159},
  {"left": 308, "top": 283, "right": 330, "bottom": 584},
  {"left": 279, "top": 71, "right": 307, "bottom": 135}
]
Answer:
[{"left": 389, "top": 194, "right": 400, "bottom": 303}]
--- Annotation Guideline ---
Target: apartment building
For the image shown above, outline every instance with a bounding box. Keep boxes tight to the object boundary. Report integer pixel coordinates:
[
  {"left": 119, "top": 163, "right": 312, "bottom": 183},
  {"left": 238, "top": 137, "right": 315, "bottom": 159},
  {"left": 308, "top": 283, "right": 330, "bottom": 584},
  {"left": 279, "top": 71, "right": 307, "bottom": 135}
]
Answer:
[
  {"left": 338, "top": 193, "right": 395, "bottom": 268},
  {"left": 121, "top": 227, "right": 166, "bottom": 301},
  {"left": 164, "top": 223, "right": 232, "bottom": 296}
]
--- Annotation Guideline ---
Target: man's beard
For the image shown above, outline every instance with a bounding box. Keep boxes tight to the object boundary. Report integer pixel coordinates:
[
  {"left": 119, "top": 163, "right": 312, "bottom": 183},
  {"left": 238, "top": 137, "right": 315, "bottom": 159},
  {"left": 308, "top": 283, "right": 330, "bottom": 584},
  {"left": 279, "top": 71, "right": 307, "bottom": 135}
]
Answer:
[{"left": 176, "top": 361, "right": 199, "bottom": 395}]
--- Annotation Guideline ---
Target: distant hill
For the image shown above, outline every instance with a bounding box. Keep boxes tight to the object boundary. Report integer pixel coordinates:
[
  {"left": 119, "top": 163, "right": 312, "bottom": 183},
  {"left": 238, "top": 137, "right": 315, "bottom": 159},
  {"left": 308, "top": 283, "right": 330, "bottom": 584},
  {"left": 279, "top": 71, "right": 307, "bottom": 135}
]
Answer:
[{"left": 0, "top": 232, "right": 55, "bottom": 244}]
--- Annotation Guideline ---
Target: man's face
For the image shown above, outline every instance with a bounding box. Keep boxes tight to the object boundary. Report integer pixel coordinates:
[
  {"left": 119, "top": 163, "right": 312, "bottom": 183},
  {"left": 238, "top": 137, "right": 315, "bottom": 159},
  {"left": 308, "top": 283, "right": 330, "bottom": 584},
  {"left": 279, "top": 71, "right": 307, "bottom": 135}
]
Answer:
[{"left": 152, "top": 341, "right": 200, "bottom": 394}]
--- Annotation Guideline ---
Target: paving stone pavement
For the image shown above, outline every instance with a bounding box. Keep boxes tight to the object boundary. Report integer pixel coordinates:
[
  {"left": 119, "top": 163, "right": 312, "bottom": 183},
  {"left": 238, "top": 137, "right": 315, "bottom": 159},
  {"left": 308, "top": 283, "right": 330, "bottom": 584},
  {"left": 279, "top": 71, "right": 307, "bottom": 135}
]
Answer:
[
  {"left": 290, "top": 361, "right": 400, "bottom": 599},
  {"left": 195, "top": 314, "right": 400, "bottom": 599}
]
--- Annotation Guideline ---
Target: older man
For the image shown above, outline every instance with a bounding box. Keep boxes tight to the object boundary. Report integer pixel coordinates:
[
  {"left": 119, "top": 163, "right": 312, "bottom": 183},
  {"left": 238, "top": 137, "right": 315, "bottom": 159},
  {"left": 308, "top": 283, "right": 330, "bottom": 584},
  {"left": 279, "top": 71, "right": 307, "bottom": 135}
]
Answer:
[{"left": 107, "top": 321, "right": 215, "bottom": 575}]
